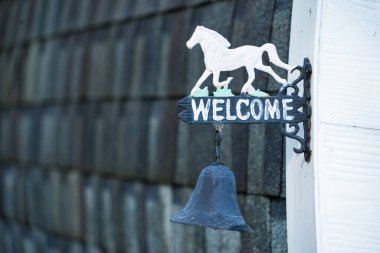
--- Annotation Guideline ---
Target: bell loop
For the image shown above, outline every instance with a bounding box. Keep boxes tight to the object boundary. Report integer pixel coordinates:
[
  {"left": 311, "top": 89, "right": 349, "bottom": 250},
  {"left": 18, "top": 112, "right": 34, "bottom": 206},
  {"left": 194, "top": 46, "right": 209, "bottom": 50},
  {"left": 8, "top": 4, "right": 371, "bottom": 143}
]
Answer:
[{"left": 214, "top": 124, "right": 223, "bottom": 163}]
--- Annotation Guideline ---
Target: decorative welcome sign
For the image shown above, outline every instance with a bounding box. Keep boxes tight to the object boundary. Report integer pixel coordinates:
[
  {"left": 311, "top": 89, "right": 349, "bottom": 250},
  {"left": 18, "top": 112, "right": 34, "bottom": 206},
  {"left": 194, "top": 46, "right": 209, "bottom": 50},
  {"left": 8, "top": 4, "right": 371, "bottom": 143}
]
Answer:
[
  {"left": 178, "top": 26, "right": 312, "bottom": 161},
  {"left": 171, "top": 26, "right": 312, "bottom": 233},
  {"left": 178, "top": 95, "right": 304, "bottom": 124}
]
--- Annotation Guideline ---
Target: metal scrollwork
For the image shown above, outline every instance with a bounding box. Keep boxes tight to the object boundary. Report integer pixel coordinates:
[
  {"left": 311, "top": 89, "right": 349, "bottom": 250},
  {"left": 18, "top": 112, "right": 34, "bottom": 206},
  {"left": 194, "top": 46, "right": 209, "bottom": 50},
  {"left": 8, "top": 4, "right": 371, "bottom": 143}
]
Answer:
[{"left": 278, "top": 58, "right": 312, "bottom": 162}]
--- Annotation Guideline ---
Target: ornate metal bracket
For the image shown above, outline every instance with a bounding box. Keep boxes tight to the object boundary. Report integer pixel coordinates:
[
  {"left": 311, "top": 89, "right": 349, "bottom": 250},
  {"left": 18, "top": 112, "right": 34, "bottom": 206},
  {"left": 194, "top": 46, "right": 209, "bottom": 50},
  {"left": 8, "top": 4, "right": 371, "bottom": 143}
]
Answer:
[
  {"left": 177, "top": 58, "right": 312, "bottom": 162},
  {"left": 278, "top": 58, "right": 312, "bottom": 162}
]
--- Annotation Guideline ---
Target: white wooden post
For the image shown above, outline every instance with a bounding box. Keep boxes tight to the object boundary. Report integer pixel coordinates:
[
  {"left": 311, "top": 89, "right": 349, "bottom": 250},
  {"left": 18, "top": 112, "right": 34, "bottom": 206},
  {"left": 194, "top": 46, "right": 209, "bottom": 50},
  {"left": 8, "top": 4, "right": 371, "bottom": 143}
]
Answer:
[
  {"left": 286, "top": 0, "right": 320, "bottom": 252},
  {"left": 287, "top": 0, "right": 380, "bottom": 252}
]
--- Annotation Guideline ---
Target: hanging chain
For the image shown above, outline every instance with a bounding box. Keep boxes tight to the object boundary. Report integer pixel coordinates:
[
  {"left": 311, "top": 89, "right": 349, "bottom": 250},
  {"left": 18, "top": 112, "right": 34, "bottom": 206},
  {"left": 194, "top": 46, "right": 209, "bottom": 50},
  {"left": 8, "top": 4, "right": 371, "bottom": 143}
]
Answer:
[{"left": 214, "top": 124, "right": 223, "bottom": 163}]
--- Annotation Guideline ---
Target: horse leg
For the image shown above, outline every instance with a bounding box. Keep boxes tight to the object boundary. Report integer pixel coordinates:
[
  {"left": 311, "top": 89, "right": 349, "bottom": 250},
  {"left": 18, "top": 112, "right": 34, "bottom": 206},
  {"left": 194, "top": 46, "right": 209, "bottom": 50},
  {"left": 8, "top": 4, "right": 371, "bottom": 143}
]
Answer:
[
  {"left": 256, "top": 63, "right": 287, "bottom": 86},
  {"left": 213, "top": 71, "right": 233, "bottom": 88},
  {"left": 191, "top": 69, "right": 211, "bottom": 96},
  {"left": 241, "top": 68, "right": 256, "bottom": 94}
]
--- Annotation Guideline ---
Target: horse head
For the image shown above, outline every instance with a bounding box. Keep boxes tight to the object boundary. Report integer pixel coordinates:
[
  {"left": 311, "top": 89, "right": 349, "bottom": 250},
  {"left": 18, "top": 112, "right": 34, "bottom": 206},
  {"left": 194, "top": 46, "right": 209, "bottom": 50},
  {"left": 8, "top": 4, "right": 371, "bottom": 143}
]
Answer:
[{"left": 186, "top": 26, "right": 204, "bottom": 49}]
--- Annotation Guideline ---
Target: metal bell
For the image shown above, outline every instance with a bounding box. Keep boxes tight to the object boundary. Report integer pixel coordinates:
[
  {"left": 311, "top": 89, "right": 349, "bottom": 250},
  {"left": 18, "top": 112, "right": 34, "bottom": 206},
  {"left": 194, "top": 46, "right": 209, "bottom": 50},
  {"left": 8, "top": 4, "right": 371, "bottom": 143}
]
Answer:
[{"left": 170, "top": 162, "right": 253, "bottom": 233}]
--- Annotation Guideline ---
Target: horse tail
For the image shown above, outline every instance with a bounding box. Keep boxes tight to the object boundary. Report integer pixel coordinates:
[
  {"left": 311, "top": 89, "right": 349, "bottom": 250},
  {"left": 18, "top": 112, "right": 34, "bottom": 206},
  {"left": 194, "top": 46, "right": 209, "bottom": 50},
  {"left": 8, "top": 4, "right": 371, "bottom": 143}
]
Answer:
[{"left": 261, "top": 43, "right": 293, "bottom": 72}]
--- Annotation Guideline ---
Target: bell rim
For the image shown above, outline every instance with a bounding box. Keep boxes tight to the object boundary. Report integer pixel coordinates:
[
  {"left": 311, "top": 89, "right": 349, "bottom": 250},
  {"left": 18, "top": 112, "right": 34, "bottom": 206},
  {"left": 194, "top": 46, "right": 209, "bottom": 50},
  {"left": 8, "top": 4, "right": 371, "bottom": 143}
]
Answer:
[{"left": 170, "top": 209, "right": 253, "bottom": 233}]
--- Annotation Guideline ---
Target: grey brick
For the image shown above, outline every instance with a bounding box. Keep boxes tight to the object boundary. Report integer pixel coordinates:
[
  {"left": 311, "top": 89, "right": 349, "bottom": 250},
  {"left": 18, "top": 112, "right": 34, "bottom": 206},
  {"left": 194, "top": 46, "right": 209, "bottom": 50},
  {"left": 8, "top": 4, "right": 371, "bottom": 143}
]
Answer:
[
  {"left": 119, "top": 183, "right": 145, "bottom": 253},
  {"left": 47, "top": 170, "right": 62, "bottom": 233},
  {"left": 55, "top": 106, "right": 70, "bottom": 167},
  {"left": 1, "top": 167, "right": 16, "bottom": 219},
  {"left": 60, "top": 171, "right": 82, "bottom": 239},
  {"left": 241, "top": 195, "right": 271, "bottom": 253},
  {"left": 30, "top": 0, "right": 48, "bottom": 39},
  {"left": 267, "top": 0, "right": 292, "bottom": 92},
  {"left": 247, "top": 124, "right": 283, "bottom": 196},
  {"left": 13, "top": 48, "right": 27, "bottom": 103},
  {"left": 30, "top": 228, "right": 49, "bottom": 253},
  {"left": 2, "top": 1, "right": 19, "bottom": 47},
  {"left": 23, "top": 44, "right": 43, "bottom": 102},
  {"left": 0, "top": 220, "right": 5, "bottom": 253},
  {"left": 219, "top": 124, "right": 249, "bottom": 192},
  {"left": 3, "top": 49, "right": 26, "bottom": 104},
  {"left": 15, "top": 0, "right": 33, "bottom": 43},
  {"left": 14, "top": 168, "right": 26, "bottom": 223},
  {"left": 44, "top": 0, "right": 64, "bottom": 36},
  {"left": 133, "top": 0, "right": 159, "bottom": 16},
  {"left": 22, "top": 233, "right": 37, "bottom": 253},
  {"left": 111, "top": 23, "right": 137, "bottom": 98},
  {"left": 231, "top": 0, "right": 275, "bottom": 92},
  {"left": 157, "top": 10, "right": 192, "bottom": 97},
  {"left": 92, "top": 0, "right": 115, "bottom": 25},
  {"left": 66, "top": 34, "right": 86, "bottom": 101},
  {"left": 145, "top": 185, "right": 172, "bottom": 253},
  {"left": 53, "top": 38, "right": 71, "bottom": 101},
  {"left": 93, "top": 103, "right": 120, "bottom": 173},
  {"left": 47, "top": 236, "right": 67, "bottom": 253},
  {"left": 0, "top": 1, "right": 11, "bottom": 48},
  {"left": 77, "top": 0, "right": 92, "bottom": 29},
  {"left": 185, "top": 2, "right": 234, "bottom": 94},
  {"left": 9, "top": 222, "right": 23, "bottom": 253},
  {"left": 68, "top": 105, "right": 83, "bottom": 168},
  {"left": 130, "top": 16, "right": 163, "bottom": 98},
  {"left": 38, "top": 40, "right": 58, "bottom": 101},
  {"left": 55, "top": 105, "right": 81, "bottom": 168},
  {"left": 0, "top": 110, "right": 18, "bottom": 160},
  {"left": 82, "top": 103, "right": 100, "bottom": 170},
  {"left": 60, "top": 0, "right": 82, "bottom": 32},
  {"left": 25, "top": 169, "right": 37, "bottom": 226},
  {"left": 2, "top": 223, "right": 13, "bottom": 253},
  {"left": 87, "top": 29, "right": 115, "bottom": 99},
  {"left": 0, "top": 52, "right": 11, "bottom": 103},
  {"left": 175, "top": 122, "right": 214, "bottom": 186},
  {"left": 205, "top": 229, "right": 241, "bottom": 253},
  {"left": 18, "top": 109, "right": 39, "bottom": 163},
  {"left": 271, "top": 199, "right": 287, "bottom": 253},
  {"left": 170, "top": 187, "right": 205, "bottom": 253},
  {"left": 99, "top": 180, "right": 121, "bottom": 253},
  {"left": 147, "top": 100, "right": 178, "bottom": 183},
  {"left": 83, "top": 176, "right": 101, "bottom": 246},
  {"left": 26, "top": 169, "right": 48, "bottom": 228},
  {"left": 59, "top": 0, "right": 73, "bottom": 33},
  {"left": 115, "top": 101, "right": 149, "bottom": 179},
  {"left": 68, "top": 242, "right": 84, "bottom": 253},
  {"left": 40, "top": 170, "right": 53, "bottom": 229},
  {"left": 39, "top": 107, "right": 59, "bottom": 165},
  {"left": 113, "top": 0, "right": 137, "bottom": 21}
]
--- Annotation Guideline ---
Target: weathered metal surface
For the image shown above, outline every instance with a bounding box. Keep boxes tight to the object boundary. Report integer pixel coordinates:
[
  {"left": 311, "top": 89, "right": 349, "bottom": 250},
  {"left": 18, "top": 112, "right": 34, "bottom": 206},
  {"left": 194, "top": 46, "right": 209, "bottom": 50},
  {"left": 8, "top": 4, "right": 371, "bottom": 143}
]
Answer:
[{"left": 170, "top": 163, "right": 253, "bottom": 233}]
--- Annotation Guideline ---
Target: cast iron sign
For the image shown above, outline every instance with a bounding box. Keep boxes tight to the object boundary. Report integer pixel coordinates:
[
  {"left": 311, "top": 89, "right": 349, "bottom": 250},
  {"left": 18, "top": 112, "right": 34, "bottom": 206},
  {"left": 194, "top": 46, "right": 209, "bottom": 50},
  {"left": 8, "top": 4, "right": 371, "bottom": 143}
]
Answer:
[{"left": 178, "top": 26, "right": 312, "bottom": 161}]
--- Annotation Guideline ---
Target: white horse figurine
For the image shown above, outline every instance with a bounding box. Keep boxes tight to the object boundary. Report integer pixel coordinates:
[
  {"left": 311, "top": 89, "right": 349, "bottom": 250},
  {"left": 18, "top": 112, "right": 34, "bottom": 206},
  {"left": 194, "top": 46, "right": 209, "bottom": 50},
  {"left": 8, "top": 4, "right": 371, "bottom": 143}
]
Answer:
[{"left": 186, "top": 26, "right": 294, "bottom": 96}]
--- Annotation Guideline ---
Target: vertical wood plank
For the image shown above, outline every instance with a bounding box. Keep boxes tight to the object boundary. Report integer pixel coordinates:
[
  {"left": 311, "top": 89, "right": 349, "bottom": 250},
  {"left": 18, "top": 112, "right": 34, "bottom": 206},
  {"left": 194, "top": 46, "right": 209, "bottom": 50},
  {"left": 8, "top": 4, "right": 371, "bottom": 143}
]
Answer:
[{"left": 286, "top": 0, "right": 321, "bottom": 252}]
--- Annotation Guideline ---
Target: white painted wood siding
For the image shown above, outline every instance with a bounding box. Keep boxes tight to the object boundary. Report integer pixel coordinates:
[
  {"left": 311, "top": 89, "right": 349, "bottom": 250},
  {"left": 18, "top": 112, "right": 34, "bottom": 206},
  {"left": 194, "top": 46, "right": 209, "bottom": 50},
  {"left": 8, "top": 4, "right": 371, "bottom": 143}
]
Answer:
[
  {"left": 316, "top": 0, "right": 380, "bottom": 252},
  {"left": 288, "top": 0, "right": 380, "bottom": 252}
]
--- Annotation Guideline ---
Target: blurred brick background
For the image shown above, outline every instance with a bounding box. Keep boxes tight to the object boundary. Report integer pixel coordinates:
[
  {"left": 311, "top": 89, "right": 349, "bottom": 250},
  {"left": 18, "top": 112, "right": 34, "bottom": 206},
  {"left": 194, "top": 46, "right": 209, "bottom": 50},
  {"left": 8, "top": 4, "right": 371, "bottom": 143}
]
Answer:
[{"left": 0, "top": 0, "right": 292, "bottom": 252}]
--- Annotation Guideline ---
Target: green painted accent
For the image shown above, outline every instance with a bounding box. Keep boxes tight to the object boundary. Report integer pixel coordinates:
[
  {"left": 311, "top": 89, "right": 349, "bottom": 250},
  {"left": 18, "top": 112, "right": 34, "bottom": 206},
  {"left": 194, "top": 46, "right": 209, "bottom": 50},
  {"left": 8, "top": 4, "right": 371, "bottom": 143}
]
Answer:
[
  {"left": 249, "top": 89, "right": 269, "bottom": 97},
  {"left": 193, "top": 87, "right": 209, "bottom": 97},
  {"left": 213, "top": 87, "right": 235, "bottom": 97}
]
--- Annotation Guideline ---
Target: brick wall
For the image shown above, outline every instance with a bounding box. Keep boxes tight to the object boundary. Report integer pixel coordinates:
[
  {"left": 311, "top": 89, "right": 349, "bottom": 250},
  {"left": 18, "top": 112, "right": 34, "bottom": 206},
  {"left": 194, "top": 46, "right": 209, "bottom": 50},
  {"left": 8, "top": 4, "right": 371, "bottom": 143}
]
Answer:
[{"left": 0, "top": 0, "right": 292, "bottom": 252}]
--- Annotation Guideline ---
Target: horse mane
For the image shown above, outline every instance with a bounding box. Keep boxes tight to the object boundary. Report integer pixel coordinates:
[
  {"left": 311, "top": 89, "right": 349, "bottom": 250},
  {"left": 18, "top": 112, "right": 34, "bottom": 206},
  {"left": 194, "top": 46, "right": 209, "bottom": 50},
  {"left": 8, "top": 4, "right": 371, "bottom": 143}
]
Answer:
[{"left": 199, "top": 26, "right": 231, "bottom": 48}]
